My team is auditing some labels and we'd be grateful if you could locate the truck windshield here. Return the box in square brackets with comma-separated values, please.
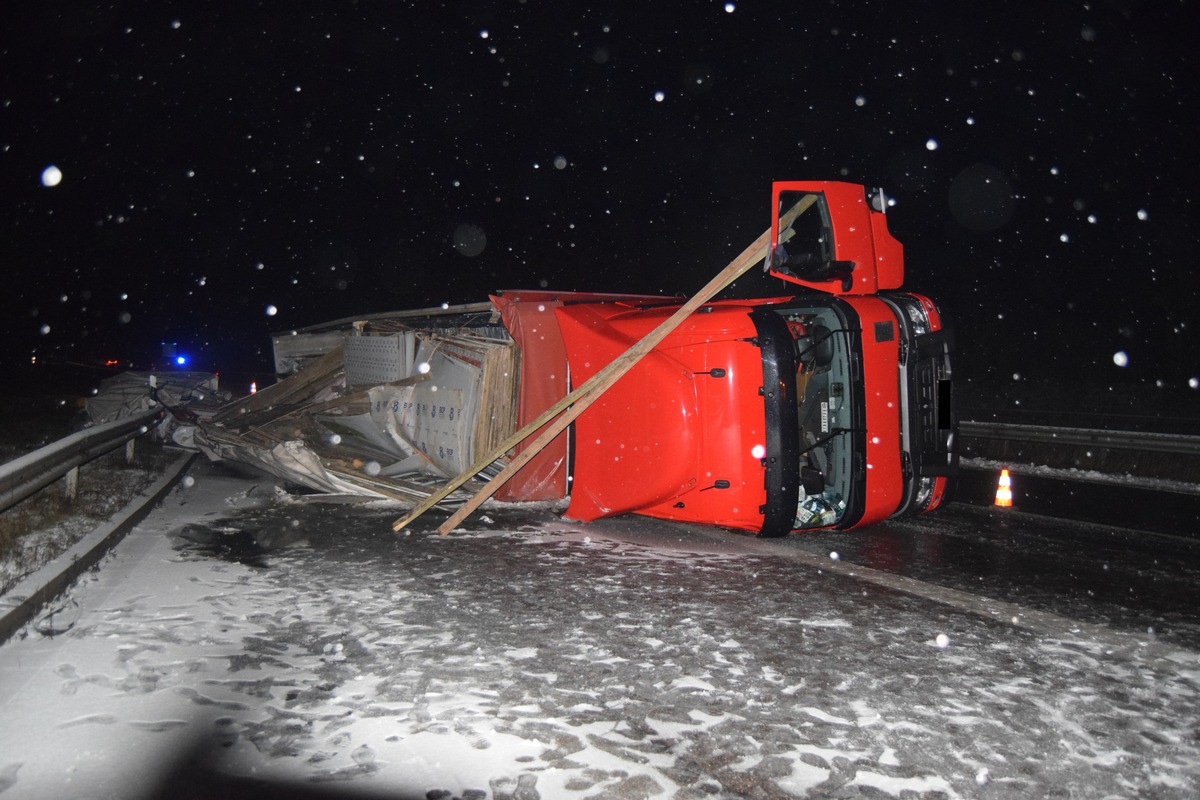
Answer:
[777, 304, 856, 528]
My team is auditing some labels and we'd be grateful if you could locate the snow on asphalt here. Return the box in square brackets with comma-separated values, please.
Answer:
[2, 460, 1200, 798]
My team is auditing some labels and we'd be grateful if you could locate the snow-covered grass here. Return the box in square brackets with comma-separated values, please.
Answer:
[0, 396, 181, 596]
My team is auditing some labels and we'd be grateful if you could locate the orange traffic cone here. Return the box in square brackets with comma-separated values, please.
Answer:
[994, 468, 1013, 507]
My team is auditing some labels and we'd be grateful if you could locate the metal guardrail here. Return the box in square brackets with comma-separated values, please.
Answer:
[959, 420, 1200, 456]
[3, 414, 1193, 513]
[0, 408, 163, 513]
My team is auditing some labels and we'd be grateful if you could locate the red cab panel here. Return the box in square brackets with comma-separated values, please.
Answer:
[557, 303, 776, 532]
[555, 303, 702, 521]
[768, 181, 904, 295]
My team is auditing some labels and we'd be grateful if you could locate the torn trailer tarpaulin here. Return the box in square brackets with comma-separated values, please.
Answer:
[86, 371, 225, 425]
[85, 371, 229, 450]
[191, 428, 392, 498]
[487, 293, 569, 502]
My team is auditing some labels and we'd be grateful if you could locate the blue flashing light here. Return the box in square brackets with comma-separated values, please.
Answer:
[175, 355, 188, 366]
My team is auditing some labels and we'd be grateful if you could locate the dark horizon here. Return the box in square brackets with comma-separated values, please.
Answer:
[3, 2, 1197, 394]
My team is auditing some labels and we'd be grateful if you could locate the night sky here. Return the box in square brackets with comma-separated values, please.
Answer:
[2, 1, 1196, 397]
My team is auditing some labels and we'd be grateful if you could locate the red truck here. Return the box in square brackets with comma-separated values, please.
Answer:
[490, 180, 956, 536]
[200, 180, 955, 537]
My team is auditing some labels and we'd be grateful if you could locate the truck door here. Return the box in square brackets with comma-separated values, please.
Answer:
[767, 181, 905, 295]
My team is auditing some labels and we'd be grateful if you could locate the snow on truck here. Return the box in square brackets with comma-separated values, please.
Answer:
[184, 180, 957, 535]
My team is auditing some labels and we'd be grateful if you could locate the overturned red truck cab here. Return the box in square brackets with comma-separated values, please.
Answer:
[493, 181, 956, 535]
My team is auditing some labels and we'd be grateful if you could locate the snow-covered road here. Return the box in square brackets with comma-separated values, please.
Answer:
[2, 460, 1199, 798]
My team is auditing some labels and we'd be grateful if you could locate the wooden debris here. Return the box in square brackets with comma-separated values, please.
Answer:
[212, 345, 346, 424]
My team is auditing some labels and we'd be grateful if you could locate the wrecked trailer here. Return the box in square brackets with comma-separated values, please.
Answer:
[193, 301, 520, 503]
[191, 294, 658, 506]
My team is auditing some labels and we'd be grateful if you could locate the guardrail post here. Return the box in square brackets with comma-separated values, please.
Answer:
[65, 466, 80, 501]
[125, 439, 136, 465]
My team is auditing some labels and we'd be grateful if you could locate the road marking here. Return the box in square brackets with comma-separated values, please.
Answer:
[675, 524, 1198, 663]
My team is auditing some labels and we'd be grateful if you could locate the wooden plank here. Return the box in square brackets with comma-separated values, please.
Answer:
[324, 469, 444, 503]
[221, 402, 308, 432]
[302, 373, 430, 417]
[212, 345, 346, 423]
[391, 195, 815, 534]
